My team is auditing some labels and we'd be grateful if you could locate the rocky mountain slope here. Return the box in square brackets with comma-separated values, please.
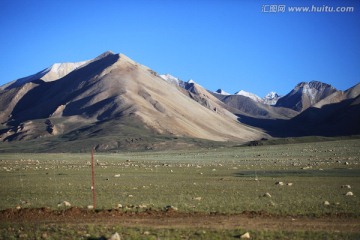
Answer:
[275, 81, 338, 112]
[0, 52, 266, 150]
[0, 52, 359, 152]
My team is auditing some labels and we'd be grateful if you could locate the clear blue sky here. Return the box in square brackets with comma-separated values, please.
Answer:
[0, 0, 359, 97]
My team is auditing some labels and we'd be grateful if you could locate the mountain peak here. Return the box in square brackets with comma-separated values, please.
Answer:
[159, 74, 179, 82]
[215, 89, 230, 95]
[295, 81, 335, 90]
[234, 90, 262, 102]
[276, 80, 338, 111]
[263, 92, 280, 105]
[93, 50, 116, 61]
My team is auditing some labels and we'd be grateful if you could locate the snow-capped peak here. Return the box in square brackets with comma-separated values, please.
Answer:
[215, 89, 230, 95]
[159, 73, 179, 82]
[188, 79, 195, 84]
[3, 59, 90, 89]
[263, 91, 280, 105]
[159, 73, 188, 89]
[40, 61, 89, 82]
[234, 90, 262, 102]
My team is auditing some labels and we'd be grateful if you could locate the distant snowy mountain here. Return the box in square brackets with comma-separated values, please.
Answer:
[159, 74, 181, 84]
[159, 74, 202, 90]
[275, 81, 338, 112]
[2, 60, 89, 90]
[234, 90, 263, 103]
[160, 74, 190, 89]
[263, 92, 280, 105]
[214, 89, 230, 95]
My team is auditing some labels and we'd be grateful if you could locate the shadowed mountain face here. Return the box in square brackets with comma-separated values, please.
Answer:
[0, 52, 359, 152]
[0, 52, 266, 147]
[212, 93, 298, 120]
[275, 81, 338, 112]
[290, 95, 360, 136]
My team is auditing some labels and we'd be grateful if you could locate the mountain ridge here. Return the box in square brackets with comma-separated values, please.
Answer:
[0, 51, 359, 152]
[0, 52, 267, 147]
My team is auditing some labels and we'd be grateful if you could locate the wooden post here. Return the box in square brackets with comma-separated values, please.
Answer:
[91, 147, 96, 209]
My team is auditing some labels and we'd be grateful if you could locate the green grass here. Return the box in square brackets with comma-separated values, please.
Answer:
[0, 138, 359, 239]
[1, 223, 359, 240]
[0, 139, 359, 216]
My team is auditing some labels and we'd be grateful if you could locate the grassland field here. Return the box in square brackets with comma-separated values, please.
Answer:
[0, 138, 359, 239]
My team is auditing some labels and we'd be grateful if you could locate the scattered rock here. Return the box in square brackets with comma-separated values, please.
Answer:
[57, 201, 71, 207]
[15, 205, 21, 210]
[323, 201, 330, 206]
[116, 203, 123, 209]
[41, 232, 48, 239]
[143, 231, 150, 235]
[344, 162, 349, 165]
[194, 197, 202, 201]
[114, 174, 121, 177]
[87, 205, 94, 210]
[108, 232, 121, 240]
[263, 192, 272, 198]
[164, 205, 178, 211]
[275, 181, 284, 186]
[138, 204, 148, 209]
[287, 183, 293, 186]
[240, 232, 251, 239]
[345, 192, 354, 196]
[341, 185, 351, 189]
[19, 233, 28, 238]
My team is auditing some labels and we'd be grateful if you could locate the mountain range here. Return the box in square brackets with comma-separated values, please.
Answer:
[0, 51, 359, 152]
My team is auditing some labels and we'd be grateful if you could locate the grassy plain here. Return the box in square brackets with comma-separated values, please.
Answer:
[0, 138, 359, 239]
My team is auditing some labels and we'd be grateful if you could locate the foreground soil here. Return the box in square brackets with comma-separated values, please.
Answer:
[1, 207, 359, 233]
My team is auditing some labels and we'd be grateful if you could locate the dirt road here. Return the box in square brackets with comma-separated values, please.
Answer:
[1, 208, 359, 233]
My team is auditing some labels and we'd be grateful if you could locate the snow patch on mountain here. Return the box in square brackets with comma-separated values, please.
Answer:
[234, 90, 263, 102]
[40, 61, 89, 82]
[214, 89, 230, 95]
[302, 84, 317, 102]
[159, 74, 201, 90]
[263, 92, 280, 105]
[159, 74, 180, 83]
[2, 60, 89, 90]
[159, 74, 187, 89]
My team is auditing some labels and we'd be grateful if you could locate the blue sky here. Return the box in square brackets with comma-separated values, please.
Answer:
[0, 0, 359, 97]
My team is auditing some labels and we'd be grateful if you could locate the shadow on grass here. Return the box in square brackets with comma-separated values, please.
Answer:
[234, 168, 360, 178]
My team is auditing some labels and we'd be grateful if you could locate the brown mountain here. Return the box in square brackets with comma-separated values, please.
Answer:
[289, 83, 360, 136]
[0, 52, 358, 152]
[275, 81, 338, 112]
[0, 52, 266, 151]
[212, 93, 298, 120]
